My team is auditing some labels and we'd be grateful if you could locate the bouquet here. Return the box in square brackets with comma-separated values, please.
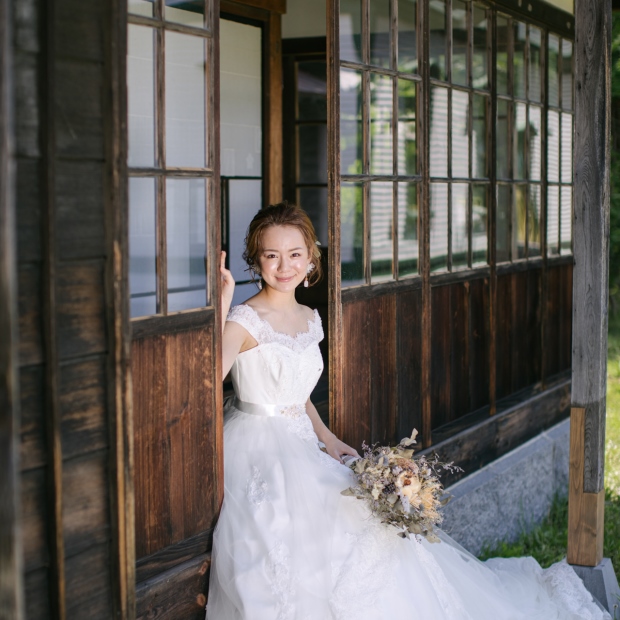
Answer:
[341, 429, 462, 543]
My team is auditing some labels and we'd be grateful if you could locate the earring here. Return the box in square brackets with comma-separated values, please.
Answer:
[304, 262, 315, 288]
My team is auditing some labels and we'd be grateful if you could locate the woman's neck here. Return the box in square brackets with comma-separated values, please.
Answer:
[255, 286, 298, 311]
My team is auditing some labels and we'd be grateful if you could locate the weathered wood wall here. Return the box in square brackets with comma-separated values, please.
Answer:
[13, 0, 132, 617]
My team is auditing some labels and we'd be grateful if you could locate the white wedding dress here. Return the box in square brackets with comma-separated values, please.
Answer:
[206, 304, 610, 620]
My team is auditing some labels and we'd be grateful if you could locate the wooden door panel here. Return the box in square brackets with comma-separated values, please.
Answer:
[133, 317, 218, 560]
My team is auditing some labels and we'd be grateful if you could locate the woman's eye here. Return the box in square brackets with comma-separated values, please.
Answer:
[291, 253, 301, 257]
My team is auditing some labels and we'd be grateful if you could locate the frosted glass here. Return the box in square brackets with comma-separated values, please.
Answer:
[129, 178, 157, 317]
[128, 0, 152, 16]
[430, 183, 448, 272]
[340, 0, 362, 64]
[166, 178, 207, 311]
[370, 0, 391, 68]
[528, 184, 541, 257]
[165, 32, 206, 167]
[547, 185, 559, 255]
[220, 20, 262, 177]
[472, 184, 488, 266]
[128, 25, 155, 168]
[341, 183, 364, 285]
[452, 0, 467, 86]
[529, 106, 541, 182]
[340, 69, 363, 175]
[430, 87, 448, 177]
[165, 1, 205, 28]
[398, 79, 417, 176]
[398, 0, 417, 73]
[560, 187, 572, 255]
[228, 180, 262, 282]
[496, 184, 511, 263]
[547, 111, 560, 182]
[370, 182, 394, 282]
[398, 182, 418, 276]
[452, 183, 468, 269]
[452, 90, 469, 178]
[370, 73, 393, 175]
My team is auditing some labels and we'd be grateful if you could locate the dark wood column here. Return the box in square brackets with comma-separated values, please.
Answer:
[0, 0, 23, 617]
[568, 0, 612, 567]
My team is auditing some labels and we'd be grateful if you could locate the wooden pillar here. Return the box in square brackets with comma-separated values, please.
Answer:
[0, 0, 23, 616]
[568, 0, 612, 568]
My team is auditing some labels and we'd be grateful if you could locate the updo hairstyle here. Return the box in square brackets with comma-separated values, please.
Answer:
[243, 202, 323, 287]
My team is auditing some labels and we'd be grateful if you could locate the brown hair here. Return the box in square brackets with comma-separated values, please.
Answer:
[243, 202, 323, 287]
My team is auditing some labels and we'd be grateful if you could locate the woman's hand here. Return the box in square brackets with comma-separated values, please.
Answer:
[322, 431, 359, 464]
[220, 251, 235, 329]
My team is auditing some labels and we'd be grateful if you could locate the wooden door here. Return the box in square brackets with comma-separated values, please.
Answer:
[126, 2, 222, 618]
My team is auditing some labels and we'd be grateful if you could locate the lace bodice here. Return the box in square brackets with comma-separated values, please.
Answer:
[226, 304, 324, 406]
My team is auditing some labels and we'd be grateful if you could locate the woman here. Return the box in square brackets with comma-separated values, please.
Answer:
[207, 202, 609, 619]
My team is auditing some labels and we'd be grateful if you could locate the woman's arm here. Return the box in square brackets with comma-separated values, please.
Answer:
[220, 251, 235, 332]
[305, 398, 359, 463]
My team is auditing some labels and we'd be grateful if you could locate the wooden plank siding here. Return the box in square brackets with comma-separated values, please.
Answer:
[12, 0, 132, 616]
[133, 324, 219, 560]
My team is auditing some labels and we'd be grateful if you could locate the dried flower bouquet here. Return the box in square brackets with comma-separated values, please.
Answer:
[341, 429, 462, 543]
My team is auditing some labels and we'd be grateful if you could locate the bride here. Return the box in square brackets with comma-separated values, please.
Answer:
[206, 202, 610, 619]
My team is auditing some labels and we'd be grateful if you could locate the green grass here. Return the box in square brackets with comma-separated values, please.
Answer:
[478, 316, 620, 573]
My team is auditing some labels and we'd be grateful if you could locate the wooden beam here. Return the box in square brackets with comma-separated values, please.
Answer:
[0, 0, 23, 616]
[568, 408, 605, 566]
[264, 12, 283, 205]
[569, 0, 611, 567]
[43, 0, 66, 615]
[103, 0, 135, 616]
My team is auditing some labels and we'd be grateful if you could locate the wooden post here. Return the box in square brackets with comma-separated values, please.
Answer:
[568, 0, 611, 568]
[0, 0, 23, 617]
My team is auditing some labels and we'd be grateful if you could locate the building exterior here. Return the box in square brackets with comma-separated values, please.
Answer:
[2, 0, 603, 619]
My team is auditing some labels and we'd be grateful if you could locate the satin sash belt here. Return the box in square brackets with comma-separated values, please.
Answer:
[233, 398, 305, 418]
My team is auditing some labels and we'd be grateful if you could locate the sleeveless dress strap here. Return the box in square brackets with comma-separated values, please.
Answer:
[226, 304, 264, 343]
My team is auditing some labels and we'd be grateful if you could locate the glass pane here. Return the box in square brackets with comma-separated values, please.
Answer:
[398, 182, 418, 276]
[452, 89, 469, 178]
[430, 86, 448, 177]
[299, 187, 329, 248]
[341, 182, 365, 285]
[129, 178, 157, 318]
[340, 0, 362, 64]
[165, 32, 206, 167]
[128, 0, 153, 17]
[165, 0, 205, 28]
[529, 106, 541, 182]
[430, 183, 449, 271]
[561, 113, 573, 183]
[548, 34, 560, 108]
[220, 20, 262, 177]
[472, 184, 488, 265]
[514, 184, 527, 259]
[297, 61, 327, 122]
[472, 94, 487, 178]
[429, 0, 447, 81]
[452, 183, 468, 269]
[298, 125, 328, 184]
[513, 21, 526, 99]
[560, 186, 572, 254]
[370, 73, 393, 175]
[398, 79, 417, 176]
[547, 185, 560, 255]
[398, 0, 417, 73]
[340, 69, 363, 175]
[472, 4, 488, 89]
[547, 110, 560, 182]
[496, 99, 510, 179]
[452, 0, 467, 86]
[514, 102, 526, 180]
[370, 182, 394, 282]
[562, 40, 573, 111]
[496, 15, 509, 95]
[496, 184, 511, 262]
[228, 179, 261, 282]
[167, 178, 207, 311]
[528, 184, 541, 257]
[128, 25, 155, 168]
[370, 0, 391, 68]
[528, 26, 542, 102]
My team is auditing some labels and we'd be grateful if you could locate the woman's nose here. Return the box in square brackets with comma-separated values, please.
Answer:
[278, 256, 290, 271]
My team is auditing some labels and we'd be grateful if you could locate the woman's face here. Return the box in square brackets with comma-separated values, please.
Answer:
[257, 225, 311, 293]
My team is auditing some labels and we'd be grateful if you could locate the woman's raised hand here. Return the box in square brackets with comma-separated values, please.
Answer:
[220, 251, 235, 327]
[322, 432, 359, 464]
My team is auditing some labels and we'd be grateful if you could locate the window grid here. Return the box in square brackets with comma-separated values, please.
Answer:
[128, 0, 214, 319]
[341, 1, 574, 288]
[340, 0, 422, 286]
